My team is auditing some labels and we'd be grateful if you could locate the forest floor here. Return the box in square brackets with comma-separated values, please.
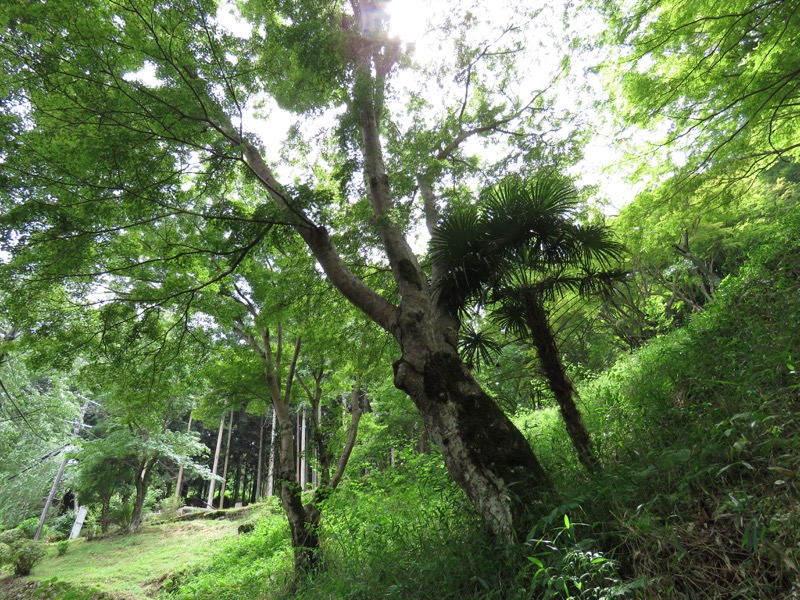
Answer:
[0, 508, 253, 599]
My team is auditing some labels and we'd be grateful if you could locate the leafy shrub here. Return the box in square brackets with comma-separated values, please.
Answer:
[0, 528, 24, 545]
[17, 517, 42, 539]
[57, 540, 70, 557]
[159, 495, 184, 521]
[526, 514, 620, 599]
[48, 510, 76, 541]
[13, 539, 46, 575]
[0, 541, 11, 565]
[108, 497, 133, 529]
[0, 536, 46, 576]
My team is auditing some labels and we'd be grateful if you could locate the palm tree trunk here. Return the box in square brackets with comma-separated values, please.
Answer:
[526, 299, 599, 472]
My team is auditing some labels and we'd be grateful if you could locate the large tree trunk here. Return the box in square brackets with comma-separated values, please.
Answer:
[225, 2, 552, 543]
[394, 345, 549, 541]
[525, 299, 599, 473]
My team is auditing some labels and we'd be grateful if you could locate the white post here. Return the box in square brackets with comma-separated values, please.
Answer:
[68, 506, 89, 539]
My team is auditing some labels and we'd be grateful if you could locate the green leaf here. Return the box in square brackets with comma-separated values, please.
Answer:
[527, 556, 544, 568]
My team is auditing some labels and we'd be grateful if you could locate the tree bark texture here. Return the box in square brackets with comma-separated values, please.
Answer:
[525, 299, 599, 472]
[394, 347, 549, 541]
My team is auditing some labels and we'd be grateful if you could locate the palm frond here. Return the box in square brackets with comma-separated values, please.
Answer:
[430, 173, 628, 317]
[458, 323, 505, 371]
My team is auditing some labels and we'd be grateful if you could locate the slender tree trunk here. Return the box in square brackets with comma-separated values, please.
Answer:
[175, 412, 193, 498]
[232, 454, 242, 505]
[100, 498, 111, 534]
[267, 409, 277, 497]
[239, 465, 250, 506]
[313, 401, 322, 487]
[207, 412, 226, 508]
[299, 369, 330, 486]
[525, 299, 599, 473]
[327, 380, 363, 489]
[219, 410, 235, 509]
[269, 334, 319, 573]
[256, 414, 265, 499]
[129, 459, 154, 533]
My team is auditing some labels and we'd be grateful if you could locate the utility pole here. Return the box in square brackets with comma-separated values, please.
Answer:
[34, 401, 90, 541]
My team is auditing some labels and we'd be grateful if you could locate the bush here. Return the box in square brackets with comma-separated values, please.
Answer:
[0, 534, 46, 576]
[57, 540, 70, 557]
[0, 541, 11, 565]
[0, 528, 25, 546]
[159, 495, 184, 521]
[17, 517, 42, 539]
[11, 539, 46, 575]
[48, 510, 76, 540]
[109, 498, 133, 529]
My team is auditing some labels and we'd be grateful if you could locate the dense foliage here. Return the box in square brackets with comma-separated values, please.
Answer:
[0, 0, 798, 597]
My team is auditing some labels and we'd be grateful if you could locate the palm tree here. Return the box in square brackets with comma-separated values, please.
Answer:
[431, 175, 627, 472]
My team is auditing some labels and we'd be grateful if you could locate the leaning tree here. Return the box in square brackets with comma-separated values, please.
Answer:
[432, 176, 627, 472]
[0, 0, 583, 540]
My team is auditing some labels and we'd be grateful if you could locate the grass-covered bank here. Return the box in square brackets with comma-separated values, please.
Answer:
[1, 515, 246, 599]
[516, 205, 800, 597]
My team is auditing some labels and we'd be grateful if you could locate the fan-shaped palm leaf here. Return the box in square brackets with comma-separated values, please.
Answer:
[458, 322, 505, 371]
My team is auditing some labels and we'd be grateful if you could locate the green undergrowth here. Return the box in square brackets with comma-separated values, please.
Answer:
[516, 205, 800, 598]
[161, 450, 628, 599]
[158, 499, 293, 600]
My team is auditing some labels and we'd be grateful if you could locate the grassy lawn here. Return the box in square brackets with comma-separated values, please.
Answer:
[27, 518, 242, 598]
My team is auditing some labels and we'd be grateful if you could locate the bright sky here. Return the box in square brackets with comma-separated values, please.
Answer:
[214, 0, 638, 214]
[384, 0, 637, 213]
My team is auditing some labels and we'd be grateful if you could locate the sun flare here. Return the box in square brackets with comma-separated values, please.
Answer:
[385, 0, 431, 45]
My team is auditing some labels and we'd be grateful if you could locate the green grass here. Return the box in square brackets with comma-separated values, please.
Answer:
[27, 518, 243, 598]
